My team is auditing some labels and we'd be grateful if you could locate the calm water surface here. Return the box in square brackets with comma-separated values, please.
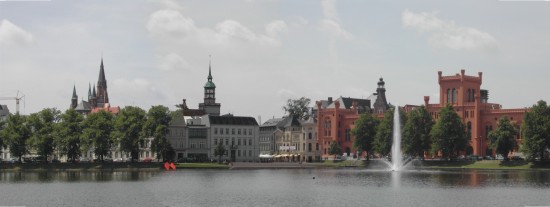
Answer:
[0, 169, 549, 207]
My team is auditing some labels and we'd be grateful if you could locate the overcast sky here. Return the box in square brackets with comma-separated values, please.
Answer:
[1, 0, 549, 121]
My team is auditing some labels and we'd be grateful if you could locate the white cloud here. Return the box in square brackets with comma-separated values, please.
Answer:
[157, 53, 189, 71]
[0, 19, 34, 46]
[146, 10, 196, 39]
[320, 19, 352, 40]
[402, 9, 497, 50]
[112, 78, 169, 106]
[265, 20, 288, 37]
[319, 0, 351, 40]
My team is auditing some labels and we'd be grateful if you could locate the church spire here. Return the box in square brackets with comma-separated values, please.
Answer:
[208, 55, 212, 81]
[98, 58, 106, 84]
[72, 85, 78, 99]
[88, 83, 92, 100]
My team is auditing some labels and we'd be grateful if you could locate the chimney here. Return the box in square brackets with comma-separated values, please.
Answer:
[328, 97, 333, 104]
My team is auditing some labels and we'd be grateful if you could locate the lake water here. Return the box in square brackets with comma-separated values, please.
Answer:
[0, 169, 549, 207]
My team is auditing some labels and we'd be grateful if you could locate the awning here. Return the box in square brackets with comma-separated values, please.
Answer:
[259, 154, 274, 158]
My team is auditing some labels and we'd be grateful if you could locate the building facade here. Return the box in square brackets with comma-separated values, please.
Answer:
[423, 70, 527, 157]
[205, 115, 259, 162]
[259, 117, 284, 156]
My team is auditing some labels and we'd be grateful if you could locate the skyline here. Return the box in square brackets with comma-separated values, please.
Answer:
[1, 0, 549, 120]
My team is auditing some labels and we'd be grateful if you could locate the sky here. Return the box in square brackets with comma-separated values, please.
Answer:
[1, 0, 549, 122]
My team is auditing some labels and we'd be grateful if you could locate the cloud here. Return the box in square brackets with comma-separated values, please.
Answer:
[402, 9, 497, 50]
[146, 9, 284, 47]
[265, 20, 288, 37]
[112, 78, 169, 106]
[0, 19, 34, 46]
[320, 19, 352, 40]
[319, 0, 352, 40]
[157, 53, 189, 71]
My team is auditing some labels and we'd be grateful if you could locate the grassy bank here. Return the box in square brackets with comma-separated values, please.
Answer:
[419, 160, 550, 170]
[318, 160, 366, 167]
[175, 163, 230, 169]
[0, 162, 162, 171]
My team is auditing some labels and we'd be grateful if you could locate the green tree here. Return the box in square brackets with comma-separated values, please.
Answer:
[82, 110, 114, 162]
[214, 141, 226, 163]
[351, 111, 378, 160]
[0, 120, 5, 149]
[56, 109, 84, 163]
[402, 106, 434, 159]
[28, 108, 61, 162]
[328, 141, 343, 160]
[282, 97, 311, 120]
[374, 109, 394, 156]
[1, 114, 31, 162]
[521, 100, 550, 160]
[430, 105, 468, 160]
[143, 105, 172, 161]
[113, 106, 146, 162]
[488, 117, 518, 160]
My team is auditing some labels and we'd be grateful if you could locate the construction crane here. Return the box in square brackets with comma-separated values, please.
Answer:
[0, 91, 25, 114]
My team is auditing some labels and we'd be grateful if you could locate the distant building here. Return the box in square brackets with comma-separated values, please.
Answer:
[316, 97, 371, 160]
[0, 104, 9, 122]
[274, 115, 303, 161]
[179, 61, 221, 116]
[259, 117, 285, 156]
[205, 114, 259, 162]
[422, 70, 527, 157]
[70, 58, 119, 115]
[301, 117, 320, 162]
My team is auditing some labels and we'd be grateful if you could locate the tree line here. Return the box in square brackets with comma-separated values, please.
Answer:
[347, 100, 550, 161]
[0, 105, 179, 163]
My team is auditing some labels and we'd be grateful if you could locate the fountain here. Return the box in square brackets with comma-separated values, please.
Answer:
[391, 107, 403, 171]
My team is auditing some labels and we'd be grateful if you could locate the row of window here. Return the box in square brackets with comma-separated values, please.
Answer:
[237, 150, 253, 157]
[214, 128, 253, 136]
[213, 138, 253, 146]
[189, 142, 207, 149]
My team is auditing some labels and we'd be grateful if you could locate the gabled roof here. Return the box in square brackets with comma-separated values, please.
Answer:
[276, 115, 301, 129]
[261, 117, 285, 127]
[75, 100, 91, 112]
[208, 115, 258, 126]
[325, 97, 371, 113]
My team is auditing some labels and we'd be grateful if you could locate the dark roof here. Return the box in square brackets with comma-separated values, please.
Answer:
[209, 115, 258, 126]
[276, 115, 301, 128]
[261, 117, 285, 127]
[98, 58, 106, 85]
[340, 97, 370, 109]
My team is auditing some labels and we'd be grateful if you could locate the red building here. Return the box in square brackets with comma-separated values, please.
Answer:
[423, 70, 527, 157]
[315, 78, 390, 159]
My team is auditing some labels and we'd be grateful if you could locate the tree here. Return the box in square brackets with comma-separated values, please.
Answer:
[28, 108, 61, 162]
[402, 106, 434, 159]
[351, 111, 378, 160]
[488, 117, 517, 160]
[521, 100, 550, 160]
[143, 105, 172, 161]
[0, 120, 5, 149]
[282, 97, 311, 120]
[1, 114, 31, 162]
[328, 141, 343, 160]
[82, 110, 114, 162]
[374, 109, 394, 156]
[56, 109, 84, 163]
[113, 106, 147, 162]
[430, 105, 468, 160]
[214, 141, 226, 163]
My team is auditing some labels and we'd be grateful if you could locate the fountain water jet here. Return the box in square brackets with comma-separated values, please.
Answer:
[391, 107, 403, 171]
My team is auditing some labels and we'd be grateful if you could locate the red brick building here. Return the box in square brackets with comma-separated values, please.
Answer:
[423, 70, 527, 157]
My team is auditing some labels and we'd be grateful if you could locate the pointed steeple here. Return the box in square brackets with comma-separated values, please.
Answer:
[207, 56, 213, 81]
[72, 85, 78, 99]
[88, 83, 92, 100]
[92, 84, 97, 98]
[98, 58, 106, 84]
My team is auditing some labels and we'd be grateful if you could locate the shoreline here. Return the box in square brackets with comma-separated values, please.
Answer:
[2, 160, 549, 171]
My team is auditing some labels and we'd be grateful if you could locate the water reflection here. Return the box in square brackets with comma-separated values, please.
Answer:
[0, 171, 158, 183]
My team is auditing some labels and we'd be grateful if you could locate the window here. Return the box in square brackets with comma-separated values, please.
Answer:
[220, 128, 224, 135]
[225, 128, 229, 134]
[248, 129, 252, 135]
[249, 139, 252, 146]
[316, 143, 319, 151]
[447, 89, 451, 103]
[308, 143, 312, 152]
[238, 129, 241, 135]
[214, 139, 217, 145]
[249, 150, 252, 157]
[467, 122, 472, 138]
[238, 150, 241, 157]
[345, 129, 351, 142]
[308, 133, 312, 139]
[238, 139, 241, 145]
[214, 128, 218, 135]
[452, 88, 457, 103]
[225, 139, 229, 145]
[243, 139, 247, 146]
[232, 138, 235, 146]
[199, 142, 205, 149]
[232, 129, 235, 135]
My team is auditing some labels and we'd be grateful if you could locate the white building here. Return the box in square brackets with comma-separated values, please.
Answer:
[203, 114, 259, 162]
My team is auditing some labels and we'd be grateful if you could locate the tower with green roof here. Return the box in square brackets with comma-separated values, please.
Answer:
[199, 59, 221, 116]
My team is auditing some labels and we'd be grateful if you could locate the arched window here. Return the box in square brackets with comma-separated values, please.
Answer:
[467, 89, 471, 102]
[447, 89, 451, 103]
